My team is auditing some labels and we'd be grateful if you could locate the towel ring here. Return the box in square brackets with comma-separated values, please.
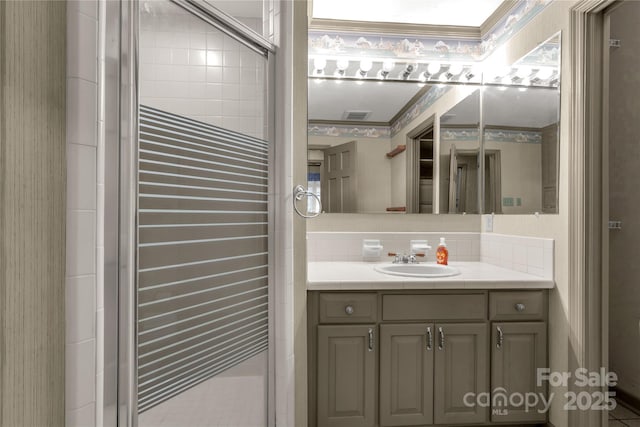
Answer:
[293, 185, 322, 218]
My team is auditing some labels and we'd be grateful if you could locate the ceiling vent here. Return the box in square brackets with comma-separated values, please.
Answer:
[342, 110, 371, 121]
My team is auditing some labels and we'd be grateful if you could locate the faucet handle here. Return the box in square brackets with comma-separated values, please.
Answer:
[410, 240, 431, 258]
[387, 252, 403, 264]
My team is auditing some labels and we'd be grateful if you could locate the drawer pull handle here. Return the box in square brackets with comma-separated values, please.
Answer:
[515, 303, 526, 312]
[438, 327, 445, 350]
[497, 326, 504, 349]
[368, 328, 374, 352]
[345, 305, 354, 315]
[426, 327, 433, 351]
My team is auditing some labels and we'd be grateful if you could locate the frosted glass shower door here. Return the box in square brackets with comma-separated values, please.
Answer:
[136, 1, 272, 426]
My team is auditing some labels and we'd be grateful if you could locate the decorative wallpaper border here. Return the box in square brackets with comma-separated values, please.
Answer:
[308, 124, 391, 139]
[439, 127, 542, 144]
[485, 129, 542, 144]
[440, 127, 480, 142]
[481, 0, 554, 56]
[308, 31, 482, 62]
[308, 0, 554, 63]
[309, 0, 555, 140]
[390, 85, 452, 136]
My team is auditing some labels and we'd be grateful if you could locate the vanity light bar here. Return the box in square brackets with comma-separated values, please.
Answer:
[309, 57, 559, 88]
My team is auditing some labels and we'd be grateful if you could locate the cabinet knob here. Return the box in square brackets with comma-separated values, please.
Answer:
[515, 303, 526, 312]
[345, 305, 354, 315]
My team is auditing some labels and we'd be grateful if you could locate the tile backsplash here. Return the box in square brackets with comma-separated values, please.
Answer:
[307, 232, 554, 280]
[307, 232, 481, 263]
[481, 233, 554, 280]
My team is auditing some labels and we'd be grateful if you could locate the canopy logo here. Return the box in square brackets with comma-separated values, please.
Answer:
[463, 368, 619, 415]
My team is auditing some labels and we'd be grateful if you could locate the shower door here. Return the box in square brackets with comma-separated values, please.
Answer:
[112, 1, 275, 426]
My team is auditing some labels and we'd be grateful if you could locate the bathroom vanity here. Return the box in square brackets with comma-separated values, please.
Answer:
[307, 262, 552, 427]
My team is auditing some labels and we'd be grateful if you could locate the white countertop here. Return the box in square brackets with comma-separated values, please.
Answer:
[307, 261, 554, 290]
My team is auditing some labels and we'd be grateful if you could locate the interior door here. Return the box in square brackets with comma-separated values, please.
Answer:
[323, 141, 357, 213]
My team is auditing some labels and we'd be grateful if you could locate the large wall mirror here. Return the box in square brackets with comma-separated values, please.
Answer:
[307, 26, 561, 215]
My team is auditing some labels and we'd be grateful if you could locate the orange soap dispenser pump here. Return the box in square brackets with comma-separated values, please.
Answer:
[436, 237, 449, 265]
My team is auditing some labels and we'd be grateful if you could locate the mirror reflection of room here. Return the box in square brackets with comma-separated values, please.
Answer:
[307, 24, 560, 215]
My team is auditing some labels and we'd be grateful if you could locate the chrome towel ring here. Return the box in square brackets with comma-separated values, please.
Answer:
[293, 185, 322, 218]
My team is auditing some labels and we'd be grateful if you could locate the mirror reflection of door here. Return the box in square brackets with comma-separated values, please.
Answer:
[452, 150, 479, 214]
[447, 148, 501, 214]
[323, 141, 356, 213]
[308, 161, 323, 215]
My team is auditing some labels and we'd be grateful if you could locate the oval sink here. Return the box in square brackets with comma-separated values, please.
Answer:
[375, 263, 461, 278]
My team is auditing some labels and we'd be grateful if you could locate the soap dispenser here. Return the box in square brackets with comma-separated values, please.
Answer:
[436, 237, 449, 265]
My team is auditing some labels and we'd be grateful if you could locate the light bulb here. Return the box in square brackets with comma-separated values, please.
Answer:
[439, 73, 449, 82]
[401, 63, 415, 80]
[336, 58, 349, 71]
[448, 63, 464, 76]
[515, 66, 531, 79]
[359, 59, 373, 72]
[497, 66, 512, 78]
[521, 77, 531, 86]
[501, 76, 511, 85]
[535, 67, 554, 80]
[427, 62, 441, 75]
[313, 57, 327, 71]
[382, 59, 395, 73]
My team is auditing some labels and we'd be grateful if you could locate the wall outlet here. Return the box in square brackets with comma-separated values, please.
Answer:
[503, 197, 514, 207]
[516, 197, 522, 206]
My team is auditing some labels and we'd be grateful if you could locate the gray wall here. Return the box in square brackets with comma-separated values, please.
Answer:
[0, 1, 66, 425]
[609, 0, 640, 403]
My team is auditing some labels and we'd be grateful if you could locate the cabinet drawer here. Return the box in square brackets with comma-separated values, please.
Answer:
[319, 293, 378, 324]
[382, 294, 486, 321]
[489, 291, 545, 321]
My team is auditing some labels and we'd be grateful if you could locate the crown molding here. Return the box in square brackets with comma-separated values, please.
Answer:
[308, 119, 391, 127]
[389, 85, 432, 125]
[479, 0, 520, 37]
[309, 18, 481, 39]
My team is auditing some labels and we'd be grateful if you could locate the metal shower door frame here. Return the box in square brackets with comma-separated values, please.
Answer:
[103, 1, 277, 425]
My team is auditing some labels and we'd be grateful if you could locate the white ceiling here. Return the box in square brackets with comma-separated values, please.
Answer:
[483, 87, 559, 128]
[441, 88, 559, 128]
[311, 0, 505, 27]
[308, 80, 425, 122]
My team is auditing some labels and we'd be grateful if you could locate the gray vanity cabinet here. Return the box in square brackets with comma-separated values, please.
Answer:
[490, 322, 547, 423]
[379, 324, 434, 426]
[434, 323, 488, 425]
[309, 290, 548, 427]
[317, 324, 377, 427]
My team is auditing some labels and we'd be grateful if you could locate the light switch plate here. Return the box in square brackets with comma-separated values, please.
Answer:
[484, 214, 493, 232]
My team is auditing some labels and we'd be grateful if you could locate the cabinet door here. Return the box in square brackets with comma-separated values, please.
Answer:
[434, 323, 488, 425]
[379, 324, 434, 426]
[491, 322, 547, 423]
[317, 325, 376, 427]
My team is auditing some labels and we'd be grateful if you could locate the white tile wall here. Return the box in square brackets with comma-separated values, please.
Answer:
[139, 5, 266, 139]
[307, 231, 554, 280]
[481, 233, 554, 279]
[307, 232, 481, 263]
[66, 1, 102, 426]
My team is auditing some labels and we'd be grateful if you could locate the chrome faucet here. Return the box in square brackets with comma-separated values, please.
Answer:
[388, 252, 419, 264]
[388, 240, 432, 264]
